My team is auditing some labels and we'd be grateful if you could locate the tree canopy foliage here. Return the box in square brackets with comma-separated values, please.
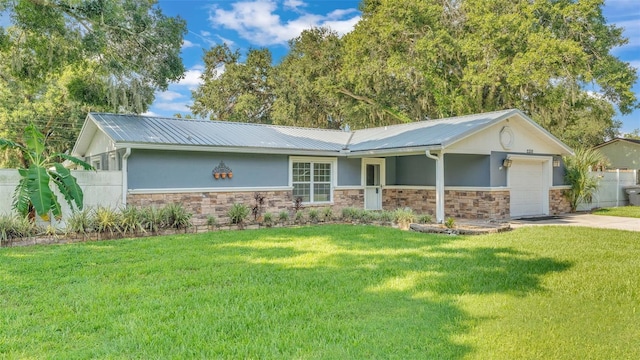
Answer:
[0, 0, 186, 167]
[191, 0, 637, 148]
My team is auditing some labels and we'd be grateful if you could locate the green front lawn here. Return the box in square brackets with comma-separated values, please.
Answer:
[593, 205, 640, 218]
[1, 225, 639, 359]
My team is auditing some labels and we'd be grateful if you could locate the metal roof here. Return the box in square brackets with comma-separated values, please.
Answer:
[348, 109, 514, 151]
[75, 109, 571, 156]
[87, 113, 351, 152]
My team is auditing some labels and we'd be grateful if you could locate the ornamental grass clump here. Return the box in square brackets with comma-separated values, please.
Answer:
[94, 206, 121, 235]
[322, 207, 333, 222]
[140, 206, 164, 233]
[228, 203, 250, 229]
[120, 206, 145, 235]
[162, 203, 192, 230]
[308, 209, 320, 223]
[278, 210, 290, 225]
[66, 209, 95, 235]
[0, 214, 38, 244]
[262, 212, 274, 227]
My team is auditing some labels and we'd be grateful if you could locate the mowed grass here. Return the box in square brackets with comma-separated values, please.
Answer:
[593, 205, 640, 218]
[1, 225, 639, 359]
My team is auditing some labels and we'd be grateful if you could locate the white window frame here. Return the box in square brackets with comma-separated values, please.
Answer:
[289, 156, 338, 204]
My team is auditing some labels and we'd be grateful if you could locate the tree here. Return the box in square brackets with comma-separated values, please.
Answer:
[0, 124, 93, 221]
[191, 0, 637, 145]
[338, 0, 637, 143]
[564, 148, 610, 212]
[0, 0, 186, 166]
[191, 45, 274, 123]
[271, 27, 346, 129]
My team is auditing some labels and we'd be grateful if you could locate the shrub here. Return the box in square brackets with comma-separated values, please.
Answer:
[322, 207, 333, 222]
[418, 214, 432, 224]
[66, 209, 95, 235]
[120, 206, 144, 235]
[445, 217, 456, 229]
[308, 209, 320, 223]
[94, 206, 121, 235]
[0, 214, 37, 243]
[358, 209, 375, 224]
[262, 212, 274, 227]
[394, 208, 415, 223]
[140, 206, 163, 233]
[278, 210, 289, 224]
[228, 203, 250, 228]
[295, 210, 305, 224]
[341, 207, 359, 222]
[379, 210, 395, 223]
[206, 215, 219, 228]
[252, 193, 265, 220]
[162, 203, 192, 230]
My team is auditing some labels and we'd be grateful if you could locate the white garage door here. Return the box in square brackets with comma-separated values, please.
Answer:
[509, 160, 547, 218]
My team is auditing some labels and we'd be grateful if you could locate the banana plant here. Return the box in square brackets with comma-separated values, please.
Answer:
[0, 124, 94, 221]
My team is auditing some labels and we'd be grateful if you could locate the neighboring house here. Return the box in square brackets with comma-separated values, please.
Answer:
[593, 138, 640, 171]
[71, 109, 573, 224]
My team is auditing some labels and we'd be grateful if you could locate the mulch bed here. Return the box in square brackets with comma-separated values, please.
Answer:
[410, 221, 512, 235]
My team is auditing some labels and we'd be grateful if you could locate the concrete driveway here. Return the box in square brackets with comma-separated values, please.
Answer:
[511, 213, 640, 232]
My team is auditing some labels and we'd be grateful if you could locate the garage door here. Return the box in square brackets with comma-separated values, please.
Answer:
[509, 160, 547, 218]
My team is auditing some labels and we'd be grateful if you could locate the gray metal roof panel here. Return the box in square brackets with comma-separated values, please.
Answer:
[348, 109, 515, 151]
[89, 113, 351, 151]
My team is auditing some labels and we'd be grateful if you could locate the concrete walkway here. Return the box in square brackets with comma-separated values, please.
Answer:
[510, 213, 640, 232]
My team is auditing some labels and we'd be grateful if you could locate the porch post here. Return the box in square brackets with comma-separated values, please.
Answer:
[426, 150, 445, 223]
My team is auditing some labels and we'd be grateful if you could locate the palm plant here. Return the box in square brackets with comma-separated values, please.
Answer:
[564, 148, 610, 212]
[0, 124, 93, 221]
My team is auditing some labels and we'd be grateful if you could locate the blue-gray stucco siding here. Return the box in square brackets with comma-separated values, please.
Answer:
[386, 154, 491, 187]
[337, 158, 361, 186]
[127, 150, 289, 189]
[126, 149, 566, 190]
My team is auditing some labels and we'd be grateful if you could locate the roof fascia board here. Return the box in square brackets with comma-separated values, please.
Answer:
[593, 138, 640, 150]
[115, 142, 341, 157]
[441, 109, 573, 155]
[346, 146, 431, 157]
[71, 113, 100, 156]
[438, 110, 515, 149]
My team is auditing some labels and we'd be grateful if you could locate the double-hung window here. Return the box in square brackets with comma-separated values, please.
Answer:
[290, 157, 336, 203]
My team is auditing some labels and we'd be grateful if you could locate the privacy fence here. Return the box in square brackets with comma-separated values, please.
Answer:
[0, 170, 122, 227]
[577, 169, 638, 211]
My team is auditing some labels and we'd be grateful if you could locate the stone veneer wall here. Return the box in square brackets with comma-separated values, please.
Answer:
[128, 188, 365, 226]
[383, 188, 511, 220]
[382, 188, 436, 214]
[549, 188, 571, 215]
[445, 190, 510, 220]
[332, 189, 364, 212]
[128, 190, 293, 226]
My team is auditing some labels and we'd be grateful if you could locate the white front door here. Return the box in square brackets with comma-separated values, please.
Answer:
[363, 158, 385, 210]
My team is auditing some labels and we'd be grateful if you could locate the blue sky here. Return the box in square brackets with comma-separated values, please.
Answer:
[150, 0, 640, 134]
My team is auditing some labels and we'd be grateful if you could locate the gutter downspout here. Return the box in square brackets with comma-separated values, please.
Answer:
[122, 148, 131, 206]
[426, 150, 445, 223]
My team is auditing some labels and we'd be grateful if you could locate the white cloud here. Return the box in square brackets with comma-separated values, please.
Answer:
[284, 0, 305, 10]
[216, 35, 236, 47]
[178, 66, 204, 88]
[154, 101, 193, 113]
[157, 90, 184, 101]
[142, 111, 161, 117]
[181, 39, 198, 49]
[201, 30, 211, 37]
[207, 0, 360, 46]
